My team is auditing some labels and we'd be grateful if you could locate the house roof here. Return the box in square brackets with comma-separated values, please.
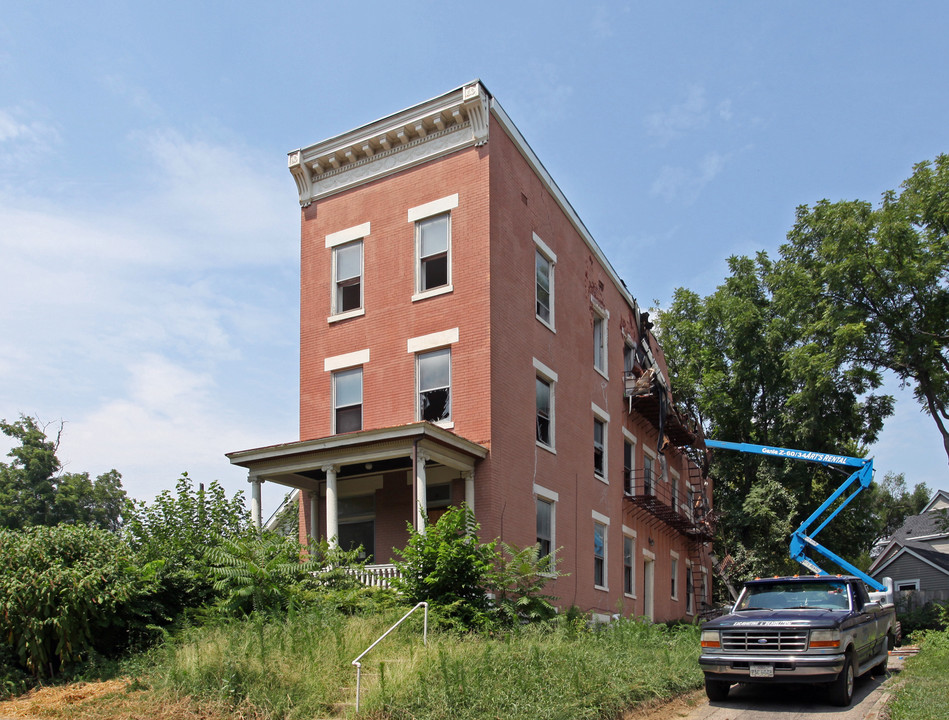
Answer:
[870, 540, 949, 580]
[923, 488, 949, 513]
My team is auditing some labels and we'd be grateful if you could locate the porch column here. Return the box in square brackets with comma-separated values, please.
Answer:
[249, 474, 261, 529]
[415, 450, 429, 535]
[463, 469, 475, 515]
[309, 491, 318, 543]
[323, 464, 339, 548]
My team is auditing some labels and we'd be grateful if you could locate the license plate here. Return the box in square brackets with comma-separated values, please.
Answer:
[750, 664, 774, 678]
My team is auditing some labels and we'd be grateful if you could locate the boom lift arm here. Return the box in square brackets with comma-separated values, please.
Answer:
[704, 439, 885, 592]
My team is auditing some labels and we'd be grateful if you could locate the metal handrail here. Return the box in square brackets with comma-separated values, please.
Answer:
[351, 601, 428, 713]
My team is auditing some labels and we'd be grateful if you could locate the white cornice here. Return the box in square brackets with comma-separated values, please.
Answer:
[288, 82, 489, 206]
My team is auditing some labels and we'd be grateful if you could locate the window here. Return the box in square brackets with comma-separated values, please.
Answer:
[671, 553, 679, 600]
[594, 522, 607, 588]
[537, 497, 553, 569]
[418, 348, 451, 422]
[333, 367, 362, 433]
[409, 194, 458, 300]
[426, 484, 451, 508]
[326, 222, 369, 320]
[624, 439, 634, 495]
[535, 484, 558, 573]
[333, 240, 362, 314]
[417, 213, 449, 292]
[686, 564, 694, 614]
[896, 579, 920, 592]
[624, 534, 635, 596]
[643, 452, 655, 496]
[592, 301, 609, 376]
[623, 340, 634, 376]
[534, 233, 556, 328]
[593, 419, 605, 480]
[670, 470, 679, 511]
[536, 376, 552, 446]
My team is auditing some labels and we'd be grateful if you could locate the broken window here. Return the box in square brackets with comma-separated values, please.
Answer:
[536, 376, 552, 446]
[417, 213, 449, 292]
[333, 240, 362, 314]
[333, 367, 362, 433]
[418, 348, 451, 422]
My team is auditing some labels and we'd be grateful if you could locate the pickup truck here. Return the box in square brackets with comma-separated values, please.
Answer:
[699, 575, 898, 706]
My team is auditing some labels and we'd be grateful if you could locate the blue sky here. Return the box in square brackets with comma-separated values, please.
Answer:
[1, 1, 947, 516]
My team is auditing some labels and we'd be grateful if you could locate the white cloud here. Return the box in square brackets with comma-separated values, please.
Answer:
[0, 107, 60, 173]
[650, 151, 727, 204]
[644, 86, 710, 145]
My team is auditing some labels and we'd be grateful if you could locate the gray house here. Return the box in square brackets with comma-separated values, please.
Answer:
[869, 489, 949, 595]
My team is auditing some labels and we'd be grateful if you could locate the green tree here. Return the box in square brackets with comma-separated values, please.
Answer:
[0, 415, 127, 531]
[122, 473, 250, 617]
[658, 255, 892, 580]
[871, 472, 931, 541]
[777, 154, 949, 465]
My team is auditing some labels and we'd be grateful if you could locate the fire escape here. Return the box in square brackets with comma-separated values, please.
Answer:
[622, 312, 716, 615]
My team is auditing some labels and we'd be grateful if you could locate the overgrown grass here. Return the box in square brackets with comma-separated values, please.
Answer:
[888, 629, 949, 720]
[143, 610, 701, 720]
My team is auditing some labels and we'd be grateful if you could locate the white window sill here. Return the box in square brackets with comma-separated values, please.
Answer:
[328, 308, 365, 323]
[412, 285, 453, 302]
[595, 474, 608, 485]
[594, 366, 609, 381]
[432, 420, 454, 430]
[594, 584, 609, 592]
[536, 441, 556, 455]
[624, 592, 637, 600]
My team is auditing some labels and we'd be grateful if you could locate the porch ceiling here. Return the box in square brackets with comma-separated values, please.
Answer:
[226, 422, 488, 490]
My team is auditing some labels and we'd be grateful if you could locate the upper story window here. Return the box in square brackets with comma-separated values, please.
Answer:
[534, 233, 556, 330]
[643, 451, 655, 496]
[409, 194, 458, 301]
[333, 367, 363, 433]
[593, 403, 609, 483]
[592, 300, 609, 377]
[623, 438, 634, 495]
[326, 222, 369, 322]
[534, 358, 557, 451]
[418, 348, 451, 423]
[418, 213, 449, 292]
[325, 348, 369, 433]
[535, 484, 559, 575]
[334, 241, 362, 314]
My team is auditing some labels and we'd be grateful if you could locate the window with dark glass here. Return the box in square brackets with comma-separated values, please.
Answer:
[536, 376, 552, 446]
[643, 454, 654, 495]
[418, 348, 450, 422]
[593, 314, 606, 373]
[536, 497, 553, 567]
[417, 213, 449, 292]
[624, 440, 633, 494]
[334, 240, 362, 313]
[333, 367, 362, 433]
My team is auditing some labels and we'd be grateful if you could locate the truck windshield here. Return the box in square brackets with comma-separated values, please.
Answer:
[735, 581, 850, 611]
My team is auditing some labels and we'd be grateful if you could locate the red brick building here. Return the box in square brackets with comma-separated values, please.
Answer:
[227, 81, 713, 622]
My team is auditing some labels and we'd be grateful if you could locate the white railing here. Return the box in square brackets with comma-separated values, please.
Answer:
[348, 563, 402, 588]
[351, 601, 427, 713]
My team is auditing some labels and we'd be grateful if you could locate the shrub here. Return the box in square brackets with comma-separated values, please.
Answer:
[0, 524, 152, 678]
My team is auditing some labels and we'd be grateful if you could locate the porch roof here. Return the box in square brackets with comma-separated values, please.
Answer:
[226, 422, 488, 491]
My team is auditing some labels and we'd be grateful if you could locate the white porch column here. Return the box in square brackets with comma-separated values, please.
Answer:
[309, 491, 318, 543]
[323, 464, 339, 548]
[415, 450, 429, 535]
[249, 474, 261, 529]
[464, 469, 475, 515]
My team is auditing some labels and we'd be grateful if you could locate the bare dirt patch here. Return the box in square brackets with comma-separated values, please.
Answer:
[620, 689, 706, 720]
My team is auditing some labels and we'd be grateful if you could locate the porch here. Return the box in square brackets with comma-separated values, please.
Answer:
[226, 422, 488, 562]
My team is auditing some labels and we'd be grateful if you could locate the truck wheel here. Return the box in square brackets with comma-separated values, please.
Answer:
[704, 677, 731, 702]
[829, 653, 854, 707]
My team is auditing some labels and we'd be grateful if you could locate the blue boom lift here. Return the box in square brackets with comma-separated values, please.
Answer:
[704, 439, 885, 592]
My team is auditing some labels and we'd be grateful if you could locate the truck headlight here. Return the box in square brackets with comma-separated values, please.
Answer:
[809, 629, 841, 649]
[701, 629, 721, 649]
